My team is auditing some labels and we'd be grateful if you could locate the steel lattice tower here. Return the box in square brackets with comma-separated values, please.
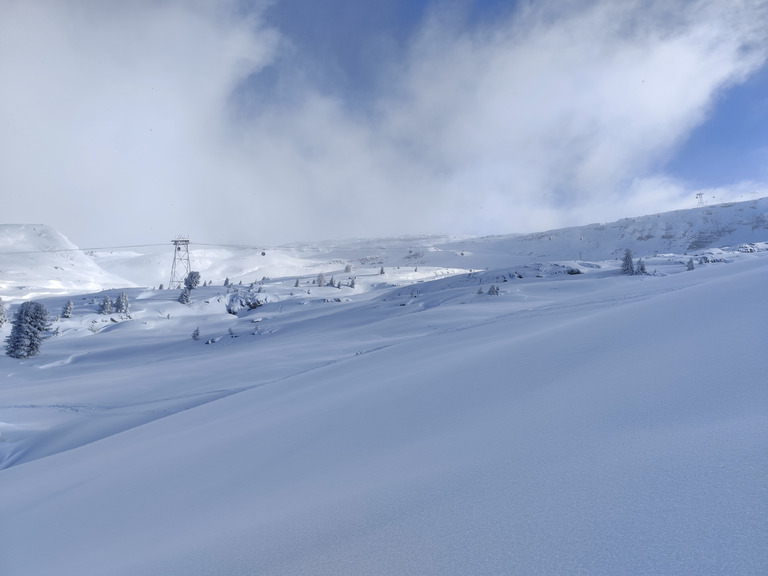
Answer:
[169, 237, 191, 289]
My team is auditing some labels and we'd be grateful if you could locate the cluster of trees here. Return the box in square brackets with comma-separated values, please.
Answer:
[99, 291, 130, 315]
[179, 271, 201, 304]
[3, 290, 135, 358]
[620, 249, 647, 275]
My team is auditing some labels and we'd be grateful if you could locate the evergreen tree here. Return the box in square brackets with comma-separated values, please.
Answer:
[192, 327, 200, 340]
[5, 301, 51, 358]
[61, 299, 74, 319]
[687, 258, 695, 271]
[115, 291, 130, 314]
[178, 287, 191, 304]
[0, 297, 7, 327]
[99, 295, 113, 315]
[317, 273, 326, 287]
[380, 266, 385, 275]
[184, 271, 201, 290]
[350, 278, 356, 289]
[635, 258, 647, 275]
[620, 249, 635, 275]
[224, 277, 230, 287]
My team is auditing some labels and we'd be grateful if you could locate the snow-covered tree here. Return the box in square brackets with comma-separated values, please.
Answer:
[0, 297, 7, 327]
[687, 258, 695, 271]
[184, 271, 201, 291]
[61, 299, 73, 319]
[317, 273, 326, 287]
[99, 295, 113, 315]
[192, 327, 200, 341]
[294, 278, 300, 288]
[620, 249, 635, 275]
[5, 301, 51, 358]
[224, 277, 230, 287]
[350, 278, 356, 289]
[115, 291, 130, 314]
[635, 258, 647, 275]
[178, 287, 191, 304]
[379, 266, 385, 275]
[344, 263, 353, 273]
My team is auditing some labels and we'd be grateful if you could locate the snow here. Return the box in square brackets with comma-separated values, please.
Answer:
[1, 199, 767, 575]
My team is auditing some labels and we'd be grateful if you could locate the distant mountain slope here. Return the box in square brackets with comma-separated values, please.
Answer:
[3, 198, 767, 294]
[0, 224, 133, 300]
[442, 197, 768, 267]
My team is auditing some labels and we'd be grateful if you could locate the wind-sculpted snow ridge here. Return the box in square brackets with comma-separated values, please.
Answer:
[0, 224, 134, 299]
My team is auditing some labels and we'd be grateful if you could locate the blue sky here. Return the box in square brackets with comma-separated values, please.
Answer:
[1, 0, 767, 247]
[666, 62, 768, 187]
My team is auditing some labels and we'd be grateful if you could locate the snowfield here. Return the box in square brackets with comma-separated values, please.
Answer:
[1, 200, 767, 575]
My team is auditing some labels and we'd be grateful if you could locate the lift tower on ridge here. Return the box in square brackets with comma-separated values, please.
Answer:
[169, 236, 191, 289]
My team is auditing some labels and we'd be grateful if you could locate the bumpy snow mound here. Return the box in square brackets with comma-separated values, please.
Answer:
[0, 224, 134, 300]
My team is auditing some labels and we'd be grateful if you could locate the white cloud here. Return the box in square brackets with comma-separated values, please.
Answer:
[1, 0, 766, 247]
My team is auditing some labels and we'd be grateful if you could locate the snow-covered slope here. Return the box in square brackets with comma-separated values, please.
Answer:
[0, 224, 134, 300]
[0, 201, 766, 575]
[85, 197, 768, 288]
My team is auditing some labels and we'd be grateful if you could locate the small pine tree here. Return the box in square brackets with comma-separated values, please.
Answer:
[350, 278, 356, 289]
[115, 291, 130, 314]
[99, 295, 113, 315]
[635, 258, 647, 275]
[294, 278, 300, 288]
[224, 277, 230, 287]
[184, 271, 201, 290]
[687, 258, 695, 271]
[192, 327, 200, 340]
[344, 263, 353, 273]
[620, 249, 635, 275]
[317, 273, 326, 287]
[0, 297, 7, 327]
[178, 287, 191, 304]
[5, 301, 51, 358]
[61, 299, 74, 319]
[380, 266, 385, 275]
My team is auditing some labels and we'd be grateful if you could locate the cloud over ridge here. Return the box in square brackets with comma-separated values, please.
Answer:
[1, 0, 766, 246]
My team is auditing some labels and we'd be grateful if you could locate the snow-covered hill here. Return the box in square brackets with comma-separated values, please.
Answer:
[0, 200, 766, 575]
[0, 224, 134, 300]
[81, 197, 768, 288]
